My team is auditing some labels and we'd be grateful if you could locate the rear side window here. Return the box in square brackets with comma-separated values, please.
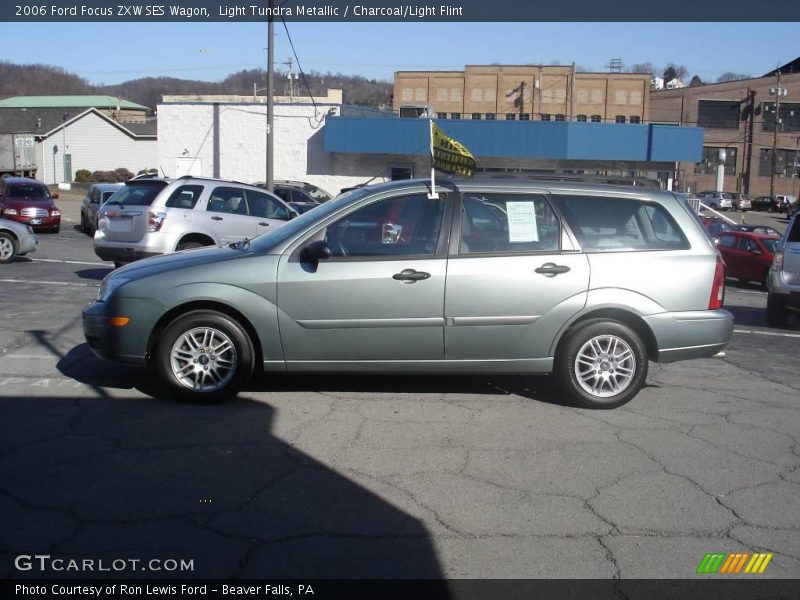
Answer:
[108, 183, 166, 207]
[165, 185, 204, 209]
[553, 195, 690, 252]
[459, 193, 560, 254]
[787, 218, 800, 243]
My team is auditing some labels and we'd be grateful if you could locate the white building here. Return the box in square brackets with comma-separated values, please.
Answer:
[0, 105, 157, 184]
[157, 90, 404, 195]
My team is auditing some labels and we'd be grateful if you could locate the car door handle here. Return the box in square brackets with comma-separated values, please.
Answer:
[392, 269, 431, 283]
[535, 263, 571, 277]
[211, 216, 223, 221]
[258, 222, 270, 226]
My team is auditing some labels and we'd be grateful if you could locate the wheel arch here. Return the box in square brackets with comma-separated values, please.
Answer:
[552, 307, 659, 362]
[175, 232, 216, 250]
[146, 300, 263, 368]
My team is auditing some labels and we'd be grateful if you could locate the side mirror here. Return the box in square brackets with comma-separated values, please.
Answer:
[302, 240, 331, 262]
[289, 210, 299, 220]
[52, 193, 59, 199]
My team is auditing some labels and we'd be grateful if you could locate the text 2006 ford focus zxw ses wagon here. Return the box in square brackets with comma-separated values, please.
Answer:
[83, 179, 733, 409]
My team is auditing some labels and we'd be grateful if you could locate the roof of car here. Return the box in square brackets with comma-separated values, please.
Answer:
[1, 177, 47, 186]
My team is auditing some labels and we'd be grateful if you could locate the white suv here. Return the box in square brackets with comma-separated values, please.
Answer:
[767, 212, 800, 326]
[94, 177, 297, 266]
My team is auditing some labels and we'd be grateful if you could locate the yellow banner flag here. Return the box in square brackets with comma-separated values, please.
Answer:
[431, 122, 476, 177]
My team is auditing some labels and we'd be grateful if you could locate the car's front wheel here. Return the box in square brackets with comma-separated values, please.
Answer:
[153, 310, 254, 401]
[555, 319, 648, 409]
[0, 232, 18, 264]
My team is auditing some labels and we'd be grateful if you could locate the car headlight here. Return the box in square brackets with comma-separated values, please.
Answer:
[3, 208, 18, 216]
[96, 277, 130, 302]
[51, 209, 61, 217]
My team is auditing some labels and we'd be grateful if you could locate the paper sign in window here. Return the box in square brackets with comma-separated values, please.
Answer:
[507, 202, 539, 242]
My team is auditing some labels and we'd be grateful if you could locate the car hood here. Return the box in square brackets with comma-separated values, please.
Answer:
[0, 217, 33, 235]
[111, 245, 248, 280]
[2, 197, 57, 209]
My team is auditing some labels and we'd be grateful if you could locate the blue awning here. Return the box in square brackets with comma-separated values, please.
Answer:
[324, 117, 703, 163]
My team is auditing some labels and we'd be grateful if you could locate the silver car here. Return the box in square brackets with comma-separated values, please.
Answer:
[93, 176, 297, 267]
[83, 179, 733, 409]
[766, 211, 800, 327]
[0, 217, 37, 263]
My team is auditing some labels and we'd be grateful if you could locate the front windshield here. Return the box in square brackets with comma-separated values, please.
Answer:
[7, 185, 51, 199]
[249, 187, 370, 252]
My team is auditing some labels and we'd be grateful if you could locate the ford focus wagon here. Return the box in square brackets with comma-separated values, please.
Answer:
[83, 179, 734, 409]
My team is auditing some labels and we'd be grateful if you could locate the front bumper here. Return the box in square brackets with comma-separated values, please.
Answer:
[5, 214, 60, 230]
[82, 298, 165, 367]
[644, 309, 734, 363]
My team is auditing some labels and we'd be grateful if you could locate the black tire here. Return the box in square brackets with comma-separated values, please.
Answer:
[113, 261, 125, 269]
[766, 294, 788, 328]
[768, 206, 774, 214]
[0, 231, 18, 264]
[152, 310, 255, 402]
[176, 241, 206, 251]
[79, 212, 88, 233]
[710, 203, 718, 210]
[555, 319, 648, 409]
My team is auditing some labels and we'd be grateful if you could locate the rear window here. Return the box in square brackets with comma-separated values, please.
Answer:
[107, 182, 168, 207]
[552, 195, 690, 252]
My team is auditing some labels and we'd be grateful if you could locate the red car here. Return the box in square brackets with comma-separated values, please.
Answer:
[715, 231, 779, 288]
[0, 177, 61, 233]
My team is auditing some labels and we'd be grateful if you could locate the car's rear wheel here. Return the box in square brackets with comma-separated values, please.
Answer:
[153, 310, 254, 402]
[176, 241, 207, 251]
[556, 319, 648, 409]
[766, 294, 788, 328]
[0, 232, 18, 264]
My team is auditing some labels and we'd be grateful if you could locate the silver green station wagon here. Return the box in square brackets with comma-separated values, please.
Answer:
[83, 179, 734, 409]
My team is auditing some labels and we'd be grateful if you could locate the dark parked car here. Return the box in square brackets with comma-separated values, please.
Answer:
[715, 231, 779, 288]
[288, 201, 320, 215]
[80, 183, 124, 234]
[750, 196, 788, 213]
[0, 177, 61, 233]
[255, 181, 333, 204]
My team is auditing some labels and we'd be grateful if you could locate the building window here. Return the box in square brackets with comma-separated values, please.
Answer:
[389, 164, 414, 180]
[485, 113, 496, 120]
[762, 102, 800, 132]
[505, 113, 516, 120]
[437, 113, 448, 119]
[576, 115, 587, 122]
[615, 115, 626, 124]
[540, 114, 551, 121]
[695, 147, 737, 175]
[555, 114, 565, 122]
[629, 116, 641, 124]
[451, 113, 461, 119]
[471, 113, 482, 120]
[697, 100, 740, 130]
[520, 113, 530, 121]
[758, 148, 796, 177]
[590, 115, 602, 123]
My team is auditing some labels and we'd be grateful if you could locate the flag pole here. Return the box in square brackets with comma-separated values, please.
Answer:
[428, 118, 438, 199]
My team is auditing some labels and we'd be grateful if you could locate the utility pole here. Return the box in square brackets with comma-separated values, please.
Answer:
[266, 0, 275, 192]
[769, 70, 785, 197]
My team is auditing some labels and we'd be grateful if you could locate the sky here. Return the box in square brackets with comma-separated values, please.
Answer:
[1, 22, 797, 86]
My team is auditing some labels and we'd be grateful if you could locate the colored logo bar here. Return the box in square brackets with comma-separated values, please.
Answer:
[697, 552, 773, 574]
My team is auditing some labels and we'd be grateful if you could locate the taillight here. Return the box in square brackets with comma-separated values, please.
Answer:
[147, 211, 167, 232]
[709, 255, 725, 310]
[772, 248, 784, 270]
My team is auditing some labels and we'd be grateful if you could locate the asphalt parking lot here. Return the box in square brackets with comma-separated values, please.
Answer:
[1, 200, 799, 581]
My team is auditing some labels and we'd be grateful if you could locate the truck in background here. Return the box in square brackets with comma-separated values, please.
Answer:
[0, 133, 37, 178]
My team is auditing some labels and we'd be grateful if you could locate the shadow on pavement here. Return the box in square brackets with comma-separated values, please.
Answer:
[0, 347, 453, 581]
[75, 267, 114, 281]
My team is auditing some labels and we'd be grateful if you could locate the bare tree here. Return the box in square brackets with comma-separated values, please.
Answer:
[716, 72, 752, 83]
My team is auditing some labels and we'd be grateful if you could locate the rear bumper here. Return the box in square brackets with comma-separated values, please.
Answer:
[644, 309, 734, 363]
[94, 245, 161, 264]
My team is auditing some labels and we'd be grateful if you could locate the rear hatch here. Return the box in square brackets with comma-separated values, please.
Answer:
[99, 181, 169, 243]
